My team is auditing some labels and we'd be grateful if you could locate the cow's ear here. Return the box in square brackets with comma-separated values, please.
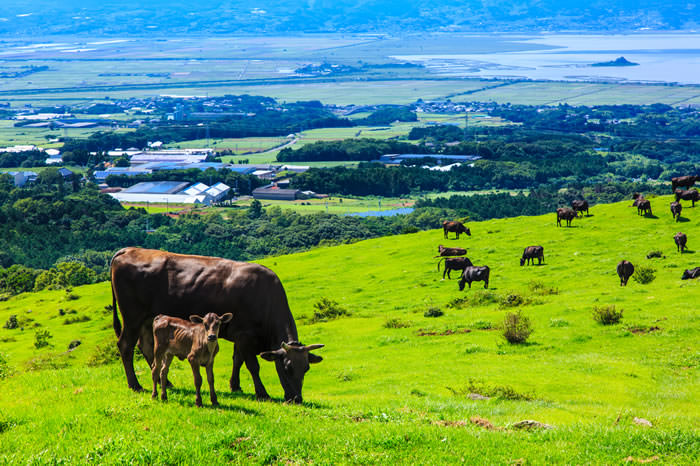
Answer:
[308, 353, 323, 364]
[220, 313, 233, 323]
[259, 349, 285, 362]
[189, 315, 203, 323]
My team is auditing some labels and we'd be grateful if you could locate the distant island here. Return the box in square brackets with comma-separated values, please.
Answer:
[591, 56, 639, 67]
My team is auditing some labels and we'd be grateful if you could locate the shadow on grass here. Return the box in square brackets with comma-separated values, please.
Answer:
[161, 387, 261, 414]
[643, 214, 658, 219]
[677, 216, 691, 223]
[680, 249, 695, 254]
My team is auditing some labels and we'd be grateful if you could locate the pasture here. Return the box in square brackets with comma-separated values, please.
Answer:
[229, 196, 414, 215]
[0, 195, 699, 463]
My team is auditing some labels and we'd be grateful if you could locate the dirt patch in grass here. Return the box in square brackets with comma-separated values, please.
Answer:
[470, 416, 500, 431]
[628, 326, 661, 334]
[417, 328, 471, 337]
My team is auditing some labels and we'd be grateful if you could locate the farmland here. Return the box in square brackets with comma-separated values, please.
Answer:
[1, 196, 698, 463]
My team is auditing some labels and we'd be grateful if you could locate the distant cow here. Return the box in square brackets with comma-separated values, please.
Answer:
[442, 221, 471, 239]
[436, 245, 467, 257]
[571, 199, 589, 217]
[681, 267, 700, 280]
[671, 175, 699, 191]
[556, 207, 576, 227]
[152, 312, 233, 407]
[520, 246, 544, 266]
[674, 232, 688, 253]
[617, 260, 634, 286]
[670, 202, 683, 222]
[675, 189, 700, 207]
[458, 265, 490, 290]
[637, 198, 652, 216]
[438, 256, 474, 279]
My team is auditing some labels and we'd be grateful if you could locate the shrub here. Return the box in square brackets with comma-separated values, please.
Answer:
[310, 297, 349, 323]
[592, 305, 623, 325]
[447, 378, 534, 401]
[501, 311, 533, 344]
[632, 266, 656, 285]
[34, 329, 53, 349]
[63, 315, 91, 325]
[383, 318, 411, 328]
[471, 320, 493, 330]
[3, 314, 18, 329]
[447, 291, 499, 308]
[423, 307, 444, 318]
[646, 250, 664, 259]
[528, 280, 559, 295]
[87, 340, 121, 367]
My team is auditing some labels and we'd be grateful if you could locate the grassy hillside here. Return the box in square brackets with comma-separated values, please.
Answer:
[1, 195, 699, 464]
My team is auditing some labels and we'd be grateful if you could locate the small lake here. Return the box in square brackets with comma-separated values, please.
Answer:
[347, 207, 414, 217]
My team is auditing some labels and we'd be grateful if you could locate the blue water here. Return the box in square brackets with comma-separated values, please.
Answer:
[347, 207, 414, 217]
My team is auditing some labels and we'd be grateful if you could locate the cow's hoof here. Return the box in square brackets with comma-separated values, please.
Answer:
[195, 400, 203, 408]
[161, 395, 168, 402]
[130, 384, 144, 392]
[230, 385, 242, 393]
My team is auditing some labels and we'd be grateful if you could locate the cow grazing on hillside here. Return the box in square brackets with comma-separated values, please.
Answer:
[437, 256, 473, 279]
[152, 312, 232, 407]
[111, 247, 323, 404]
[436, 245, 467, 257]
[571, 199, 589, 217]
[670, 201, 683, 222]
[617, 260, 634, 286]
[674, 232, 688, 253]
[671, 175, 699, 191]
[556, 207, 576, 227]
[458, 265, 490, 290]
[520, 246, 545, 266]
[637, 198, 652, 216]
[681, 267, 700, 280]
[442, 221, 471, 240]
[675, 189, 700, 207]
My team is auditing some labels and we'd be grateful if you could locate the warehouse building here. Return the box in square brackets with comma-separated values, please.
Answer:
[108, 181, 230, 205]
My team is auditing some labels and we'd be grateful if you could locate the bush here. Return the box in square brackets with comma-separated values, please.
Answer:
[63, 315, 91, 325]
[3, 315, 18, 329]
[310, 297, 349, 323]
[447, 378, 534, 401]
[501, 311, 533, 344]
[592, 305, 623, 325]
[34, 329, 53, 349]
[646, 250, 664, 259]
[528, 280, 559, 295]
[383, 318, 412, 328]
[87, 340, 121, 367]
[632, 266, 656, 284]
[471, 320, 493, 330]
[423, 307, 444, 318]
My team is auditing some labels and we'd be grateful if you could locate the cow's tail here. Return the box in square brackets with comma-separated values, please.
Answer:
[112, 282, 121, 338]
[437, 258, 445, 271]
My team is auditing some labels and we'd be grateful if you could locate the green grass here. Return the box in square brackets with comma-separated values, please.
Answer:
[1, 195, 699, 463]
[165, 137, 289, 154]
[229, 196, 414, 215]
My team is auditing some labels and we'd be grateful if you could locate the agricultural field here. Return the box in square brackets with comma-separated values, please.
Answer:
[229, 196, 414, 215]
[1, 195, 698, 463]
[165, 137, 290, 155]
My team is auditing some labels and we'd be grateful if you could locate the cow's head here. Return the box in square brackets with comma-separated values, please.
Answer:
[190, 312, 233, 343]
[462, 226, 471, 236]
[682, 269, 692, 280]
[520, 257, 526, 266]
[260, 341, 324, 404]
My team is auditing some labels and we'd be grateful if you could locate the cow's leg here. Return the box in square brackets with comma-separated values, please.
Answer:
[159, 353, 173, 401]
[206, 363, 218, 407]
[244, 352, 270, 400]
[230, 345, 245, 392]
[137, 322, 154, 368]
[484, 280, 488, 289]
[151, 344, 163, 399]
[189, 359, 203, 407]
[117, 325, 143, 391]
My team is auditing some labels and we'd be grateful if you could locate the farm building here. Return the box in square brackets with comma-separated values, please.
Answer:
[108, 181, 230, 205]
[94, 167, 154, 182]
[252, 185, 301, 201]
[4, 171, 38, 187]
[378, 153, 481, 165]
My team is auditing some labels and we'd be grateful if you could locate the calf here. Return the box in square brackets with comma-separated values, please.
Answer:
[438, 256, 473, 279]
[458, 265, 490, 290]
[556, 207, 576, 227]
[436, 244, 467, 257]
[442, 220, 471, 240]
[571, 199, 589, 217]
[674, 232, 688, 253]
[675, 189, 700, 207]
[617, 260, 634, 286]
[152, 312, 233, 407]
[670, 201, 682, 222]
[681, 267, 700, 280]
[520, 246, 544, 266]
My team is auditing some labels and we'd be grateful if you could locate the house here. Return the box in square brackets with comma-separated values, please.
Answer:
[6, 171, 38, 187]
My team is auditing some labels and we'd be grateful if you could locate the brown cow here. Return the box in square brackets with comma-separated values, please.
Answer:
[637, 198, 652, 216]
[520, 246, 544, 266]
[617, 260, 634, 286]
[152, 312, 233, 407]
[571, 199, 589, 217]
[675, 189, 700, 207]
[435, 245, 467, 257]
[437, 256, 473, 279]
[442, 221, 471, 239]
[670, 201, 683, 222]
[671, 175, 699, 191]
[674, 232, 688, 253]
[556, 207, 576, 227]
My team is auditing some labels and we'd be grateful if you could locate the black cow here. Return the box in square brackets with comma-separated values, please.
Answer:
[670, 201, 683, 222]
[637, 198, 652, 216]
[442, 221, 471, 239]
[520, 246, 544, 266]
[681, 267, 700, 279]
[674, 232, 688, 253]
[617, 260, 634, 286]
[571, 199, 589, 217]
[675, 189, 700, 207]
[111, 247, 323, 404]
[458, 265, 490, 290]
[671, 175, 699, 191]
[437, 256, 473, 279]
[556, 207, 576, 227]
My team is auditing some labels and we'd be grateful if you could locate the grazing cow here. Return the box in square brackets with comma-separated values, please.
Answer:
[458, 265, 490, 290]
[674, 232, 688, 253]
[556, 207, 576, 227]
[152, 312, 233, 407]
[637, 198, 652, 216]
[437, 256, 473, 279]
[670, 201, 683, 222]
[617, 260, 634, 286]
[436, 245, 467, 257]
[442, 220, 471, 239]
[111, 247, 323, 403]
[681, 267, 700, 280]
[571, 199, 589, 217]
[674, 189, 700, 207]
[671, 175, 699, 191]
[520, 246, 545, 266]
